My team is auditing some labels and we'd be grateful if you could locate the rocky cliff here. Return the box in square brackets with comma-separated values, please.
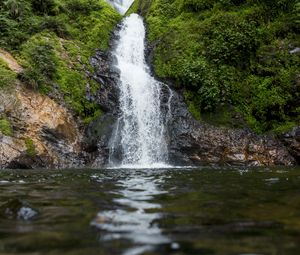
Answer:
[85, 45, 299, 167]
[0, 50, 83, 169]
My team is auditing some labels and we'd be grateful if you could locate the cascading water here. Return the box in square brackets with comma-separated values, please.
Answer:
[106, 0, 135, 15]
[109, 14, 169, 168]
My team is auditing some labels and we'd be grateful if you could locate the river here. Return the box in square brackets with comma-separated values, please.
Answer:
[1, 167, 300, 255]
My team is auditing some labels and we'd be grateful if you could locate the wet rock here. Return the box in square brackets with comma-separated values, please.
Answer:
[7, 153, 52, 169]
[90, 50, 120, 113]
[166, 90, 296, 166]
[83, 113, 117, 166]
[281, 126, 300, 164]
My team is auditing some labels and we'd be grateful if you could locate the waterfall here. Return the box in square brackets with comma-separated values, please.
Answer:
[106, 0, 135, 15]
[109, 14, 169, 168]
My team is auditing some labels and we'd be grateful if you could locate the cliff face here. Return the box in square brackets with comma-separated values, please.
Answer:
[0, 84, 82, 169]
[0, 49, 82, 168]
[0, 0, 121, 169]
[84, 30, 297, 167]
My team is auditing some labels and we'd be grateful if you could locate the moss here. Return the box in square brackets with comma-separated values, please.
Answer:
[25, 138, 36, 157]
[1, 0, 120, 123]
[0, 118, 13, 136]
[136, 0, 300, 133]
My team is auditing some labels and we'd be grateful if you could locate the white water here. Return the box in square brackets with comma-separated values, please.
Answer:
[109, 14, 169, 168]
[106, 0, 135, 15]
[90, 170, 171, 255]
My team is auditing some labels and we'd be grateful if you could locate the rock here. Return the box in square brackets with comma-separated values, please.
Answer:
[0, 198, 38, 220]
[84, 40, 123, 167]
[0, 86, 83, 169]
[83, 113, 117, 166]
[281, 126, 300, 164]
[84, 30, 298, 168]
[165, 89, 296, 166]
[90, 50, 120, 113]
[0, 49, 23, 73]
[289, 47, 300, 54]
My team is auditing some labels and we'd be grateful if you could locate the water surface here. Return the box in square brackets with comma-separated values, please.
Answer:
[1, 167, 300, 255]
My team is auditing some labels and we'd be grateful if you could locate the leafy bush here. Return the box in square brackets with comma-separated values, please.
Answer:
[1, 0, 30, 19]
[63, 0, 102, 16]
[41, 15, 69, 38]
[202, 13, 259, 67]
[20, 37, 57, 89]
[180, 0, 214, 12]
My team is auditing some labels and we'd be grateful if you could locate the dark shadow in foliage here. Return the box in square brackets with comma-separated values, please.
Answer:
[31, 0, 57, 15]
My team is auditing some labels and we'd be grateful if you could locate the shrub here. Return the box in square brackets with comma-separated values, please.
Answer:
[63, 0, 102, 16]
[2, 0, 30, 19]
[21, 37, 57, 88]
[180, 0, 214, 12]
[41, 16, 69, 38]
[202, 12, 259, 67]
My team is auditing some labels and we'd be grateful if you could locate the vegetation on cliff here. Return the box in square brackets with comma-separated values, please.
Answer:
[0, 0, 121, 123]
[130, 0, 300, 133]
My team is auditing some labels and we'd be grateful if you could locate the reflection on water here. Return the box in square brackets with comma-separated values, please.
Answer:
[1, 167, 300, 255]
[91, 170, 171, 255]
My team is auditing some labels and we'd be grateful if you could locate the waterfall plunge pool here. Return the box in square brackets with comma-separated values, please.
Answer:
[1, 167, 300, 255]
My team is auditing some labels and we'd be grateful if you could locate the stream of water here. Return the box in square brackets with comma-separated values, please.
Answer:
[109, 14, 169, 168]
[106, 0, 135, 15]
[1, 167, 300, 255]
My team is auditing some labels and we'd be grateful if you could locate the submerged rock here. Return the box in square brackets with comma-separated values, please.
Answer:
[0, 199, 37, 220]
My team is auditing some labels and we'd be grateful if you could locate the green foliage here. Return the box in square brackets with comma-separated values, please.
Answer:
[63, 0, 102, 16]
[25, 138, 36, 156]
[2, 0, 30, 19]
[0, 0, 121, 123]
[181, 0, 214, 12]
[19, 35, 57, 89]
[55, 62, 101, 121]
[139, 0, 300, 133]
[0, 118, 13, 136]
[202, 12, 259, 66]
[41, 15, 69, 38]
[0, 59, 16, 89]
[31, 0, 58, 15]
